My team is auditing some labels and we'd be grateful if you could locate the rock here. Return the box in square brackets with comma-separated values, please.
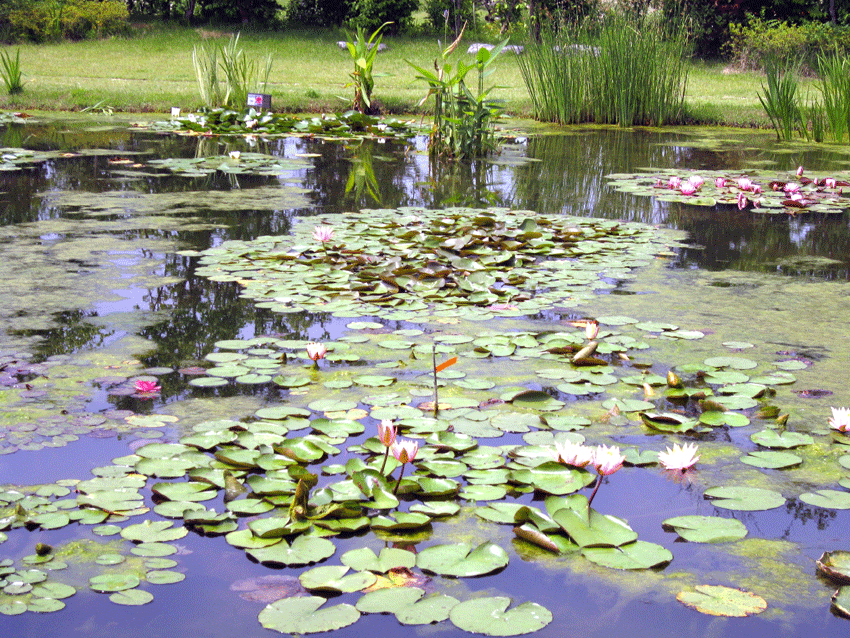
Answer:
[466, 43, 525, 55]
[337, 41, 389, 52]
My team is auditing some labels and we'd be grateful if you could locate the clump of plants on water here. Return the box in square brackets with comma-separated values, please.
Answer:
[606, 165, 850, 214]
[517, 13, 689, 126]
[192, 32, 272, 110]
[159, 107, 417, 140]
[408, 27, 508, 159]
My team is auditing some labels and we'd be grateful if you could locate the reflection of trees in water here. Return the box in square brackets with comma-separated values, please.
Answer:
[781, 498, 838, 536]
[18, 309, 112, 357]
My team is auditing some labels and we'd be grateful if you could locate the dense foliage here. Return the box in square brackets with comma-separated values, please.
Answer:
[726, 16, 850, 69]
[3, 0, 129, 42]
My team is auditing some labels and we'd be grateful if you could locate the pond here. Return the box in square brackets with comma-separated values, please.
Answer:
[0, 115, 849, 638]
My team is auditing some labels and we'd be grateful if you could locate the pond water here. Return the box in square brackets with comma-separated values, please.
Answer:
[0, 116, 849, 638]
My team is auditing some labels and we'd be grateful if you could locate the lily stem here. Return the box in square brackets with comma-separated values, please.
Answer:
[393, 462, 406, 496]
[379, 447, 390, 475]
[587, 475, 603, 507]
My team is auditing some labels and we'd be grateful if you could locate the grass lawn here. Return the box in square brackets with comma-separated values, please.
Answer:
[0, 24, 818, 128]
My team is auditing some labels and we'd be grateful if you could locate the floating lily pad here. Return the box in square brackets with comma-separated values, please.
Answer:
[416, 541, 509, 577]
[449, 597, 553, 636]
[704, 486, 785, 511]
[799, 490, 850, 509]
[89, 573, 141, 593]
[258, 596, 360, 634]
[121, 521, 188, 543]
[740, 451, 802, 469]
[582, 541, 672, 569]
[750, 430, 813, 449]
[109, 589, 154, 605]
[662, 515, 748, 543]
[248, 536, 336, 566]
[356, 587, 459, 625]
[677, 585, 767, 617]
[299, 565, 376, 593]
[817, 551, 850, 584]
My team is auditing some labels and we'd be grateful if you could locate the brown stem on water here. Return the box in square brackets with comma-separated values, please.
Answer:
[587, 475, 603, 507]
[379, 447, 390, 475]
[394, 462, 406, 496]
[432, 344, 439, 417]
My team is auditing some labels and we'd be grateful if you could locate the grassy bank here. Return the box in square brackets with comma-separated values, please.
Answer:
[0, 24, 817, 127]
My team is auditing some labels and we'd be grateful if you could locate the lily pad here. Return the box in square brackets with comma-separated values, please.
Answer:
[258, 596, 360, 634]
[356, 587, 459, 625]
[662, 515, 748, 543]
[677, 585, 767, 617]
[704, 486, 785, 511]
[416, 541, 509, 577]
[582, 541, 673, 569]
[449, 597, 553, 636]
[299, 565, 376, 593]
[799, 490, 850, 509]
[340, 547, 416, 573]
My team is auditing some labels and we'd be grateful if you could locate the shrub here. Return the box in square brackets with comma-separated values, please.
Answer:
[286, 0, 352, 27]
[424, 0, 475, 34]
[726, 16, 850, 70]
[8, 0, 128, 42]
[349, 0, 419, 33]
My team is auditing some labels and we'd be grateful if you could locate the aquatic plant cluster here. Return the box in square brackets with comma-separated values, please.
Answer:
[606, 166, 850, 215]
[2, 204, 850, 633]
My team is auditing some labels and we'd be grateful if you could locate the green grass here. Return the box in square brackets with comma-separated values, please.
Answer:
[0, 24, 815, 128]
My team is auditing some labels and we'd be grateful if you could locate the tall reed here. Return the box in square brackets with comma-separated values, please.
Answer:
[757, 56, 804, 141]
[192, 33, 272, 110]
[817, 47, 850, 143]
[517, 13, 690, 127]
[0, 49, 25, 95]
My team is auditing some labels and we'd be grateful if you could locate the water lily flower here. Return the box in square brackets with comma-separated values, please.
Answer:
[655, 179, 663, 187]
[828, 407, 850, 432]
[715, 177, 726, 188]
[378, 420, 397, 447]
[784, 182, 800, 193]
[688, 175, 704, 189]
[312, 225, 335, 243]
[789, 192, 803, 202]
[246, 119, 257, 129]
[391, 438, 420, 495]
[826, 178, 837, 189]
[585, 320, 599, 340]
[553, 440, 594, 468]
[796, 165, 804, 177]
[134, 379, 161, 394]
[737, 193, 748, 210]
[658, 442, 700, 471]
[378, 420, 397, 473]
[668, 176, 681, 189]
[679, 182, 697, 196]
[737, 177, 753, 191]
[305, 342, 327, 361]
[592, 445, 625, 476]
[228, 150, 241, 160]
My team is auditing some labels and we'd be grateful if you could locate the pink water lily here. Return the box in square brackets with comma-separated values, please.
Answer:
[391, 438, 420, 495]
[378, 420, 397, 473]
[737, 193, 748, 210]
[825, 177, 837, 189]
[585, 320, 599, 341]
[312, 225, 335, 243]
[751, 184, 762, 194]
[658, 442, 700, 471]
[715, 177, 726, 188]
[593, 445, 625, 476]
[305, 342, 327, 361]
[679, 182, 697, 196]
[796, 165, 804, 177]
[667, 176, 682, 189]
[737, 177, 753, 191]
[134, 379, 161, 394]
[829, 407, 850, 432]
[688, 175, 704, 189]
[784, 182, 800, 193]
[378, 420, 397, 447]
[553, 440, 594, 468]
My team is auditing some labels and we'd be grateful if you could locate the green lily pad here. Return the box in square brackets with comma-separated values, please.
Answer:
[416, 541, 509, 577]
[299, 565, 376, 593]
[677, 585, 767, 617]
[340, 547, 416, 573]
[704, 486, 785, 511]
[582, 541, 673, 569]
[662, 515, 748, 543]
[89, 573, 141, 593]
[799, 490, 850, 509]
[740, 451, 802, 469]
[121, 521, 188, 543]
[704, 357, 758, 370]
[356, 587, 459, 625]
[552, 497, 638, 548]
[449, 597, 553, 636]
[750, 430, 813, 449]
[31, 581, 76, 599]
[258, 596, 360, 634]
[247, 536, 336, 566]
[817, 551, 850, 584]
[109, 589, 154, 605]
